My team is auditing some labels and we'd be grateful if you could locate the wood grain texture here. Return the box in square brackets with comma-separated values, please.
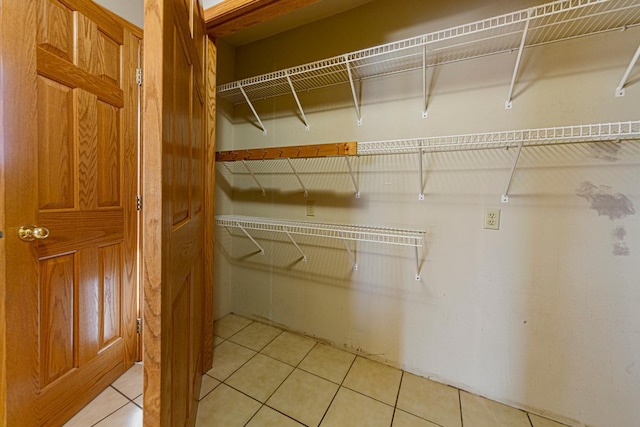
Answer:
[38, 47, 124, 108]
[172, 29, 192, 226]
[76, 14, 121, 87]
[39, 254, 76, 388]
[205, 0, 319, 38]
[97, 100, 121, 208]
[37, 76, 75, 210]
[0, 2, 6, 422]
[77, 89, 99, 210]
[37, 0, 73, 61]
[3, 3, 41, 425]
[58, 0, 124, 44]
[142, 0, 167, 424]
[215, 141, 358, 162]
[143, 1, 206, 425]
[202, 36, 217, 372]
[122, 32, 141, 366]
[3, 1, 139, 424]
[99, 243, 122, 349]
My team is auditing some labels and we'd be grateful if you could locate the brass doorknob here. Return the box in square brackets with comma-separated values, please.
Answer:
[18, 225, 50, 241]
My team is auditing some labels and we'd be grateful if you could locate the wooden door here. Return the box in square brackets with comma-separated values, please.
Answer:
[1, 1, 140, 425]
[143, 0, 211, 425]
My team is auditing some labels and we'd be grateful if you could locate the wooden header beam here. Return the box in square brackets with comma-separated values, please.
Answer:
[216, 141, 357, 162]
[205, 0, 319, 39]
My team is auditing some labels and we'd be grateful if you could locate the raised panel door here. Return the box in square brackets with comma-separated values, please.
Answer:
[2, 0, 140, 425]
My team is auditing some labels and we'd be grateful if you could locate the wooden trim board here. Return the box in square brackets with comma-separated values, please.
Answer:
[215, 141, 357, 162]
[205, 0, 319, 38]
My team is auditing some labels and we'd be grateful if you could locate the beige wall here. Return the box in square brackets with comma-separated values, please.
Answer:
[215, 1, 640, 426]
[94, 0, 143, 28]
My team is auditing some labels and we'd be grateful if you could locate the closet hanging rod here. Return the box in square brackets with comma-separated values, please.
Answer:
[216, 141, 357, 162]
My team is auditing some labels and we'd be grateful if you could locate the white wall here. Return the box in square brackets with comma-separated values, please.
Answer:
[94, 0, 143, 28]
[214, 1, 640, 426]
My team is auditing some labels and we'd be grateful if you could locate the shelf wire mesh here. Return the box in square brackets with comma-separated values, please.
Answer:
[215, 215, 426, 247]
[357, 120, 640, 155]
[218, 0, 640, 105]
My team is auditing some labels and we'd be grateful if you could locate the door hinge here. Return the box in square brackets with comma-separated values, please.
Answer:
[137, 318, 142, 334]
[136, 68, 142, 86]
[136, 195, 142, 211]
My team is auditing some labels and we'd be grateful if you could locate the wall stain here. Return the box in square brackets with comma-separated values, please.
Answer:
[576, 181, 636, 220]
[612, 226, 630, 256]
[588, 141, 621, 162]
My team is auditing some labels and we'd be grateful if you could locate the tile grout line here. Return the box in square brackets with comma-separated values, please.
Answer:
[240, 337, 318, 427]
[87, 386, 133, 427]
[459, 389, 464, 427]
[527, 412, 534, 427]
[389, 371, 405, 427]
[316, 351, 359, 426]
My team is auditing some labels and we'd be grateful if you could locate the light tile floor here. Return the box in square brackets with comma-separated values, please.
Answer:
[65, 315, 571, 427]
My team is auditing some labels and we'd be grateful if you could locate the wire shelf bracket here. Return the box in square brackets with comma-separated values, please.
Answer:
[285, 231, 307, 262]
[505, 14, 531, 109]
[216, 215, 426, 280]
[344, 156, 361, 198]
[422, 44, 429, 118]
[418, 147, 426, 201]
[345, 56, 363, 125]
[615, 43, 640, 97]
[341, 234, 358, 271]
[242, 160, 266, 196]
[239, 84, 267, 135]
[286, 158, 309, 197]
[234, 223, 265, 255]
[501, 141, 525, 203]
[286, 72, 310, 130]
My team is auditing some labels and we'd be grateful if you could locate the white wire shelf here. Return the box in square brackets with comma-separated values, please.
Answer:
[359, 120, 640, 202]
[216, 215, 426, 280]
[218, 0, 640, 122]
[357, 120, 640, 154]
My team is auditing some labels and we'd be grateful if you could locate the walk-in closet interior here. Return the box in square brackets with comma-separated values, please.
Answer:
[212, 0, 640, 426]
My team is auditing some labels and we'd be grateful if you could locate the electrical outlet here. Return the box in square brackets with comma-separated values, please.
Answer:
[484, 208, 500, 230]
[306, 200, 315, 217]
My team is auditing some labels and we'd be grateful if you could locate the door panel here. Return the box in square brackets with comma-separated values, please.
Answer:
[143, 0, 209, 425]
[2, 0, 140, 425]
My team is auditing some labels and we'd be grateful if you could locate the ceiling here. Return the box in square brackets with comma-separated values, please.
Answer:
[213, 0, 376, 46]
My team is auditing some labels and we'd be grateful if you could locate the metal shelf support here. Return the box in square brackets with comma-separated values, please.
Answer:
[286, 158, 308, 197]
[239, 84, 267, 135]
[286, 72, 310, 130]
[284, 231, 307, 262]
[241, 160, 266, 196]
[616, 44, 640, 97]
[345, 56, 363, 125]
[422, 44, 429, 118]
[418, 147, 425, 201]
[505, 13, 530, 109]
[235, 223, 265, 255]
[344, 156, 360, 198]
[501, 141, 525, 203]
[341, 237, 358, 271]
[415, 246, 421, 281]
